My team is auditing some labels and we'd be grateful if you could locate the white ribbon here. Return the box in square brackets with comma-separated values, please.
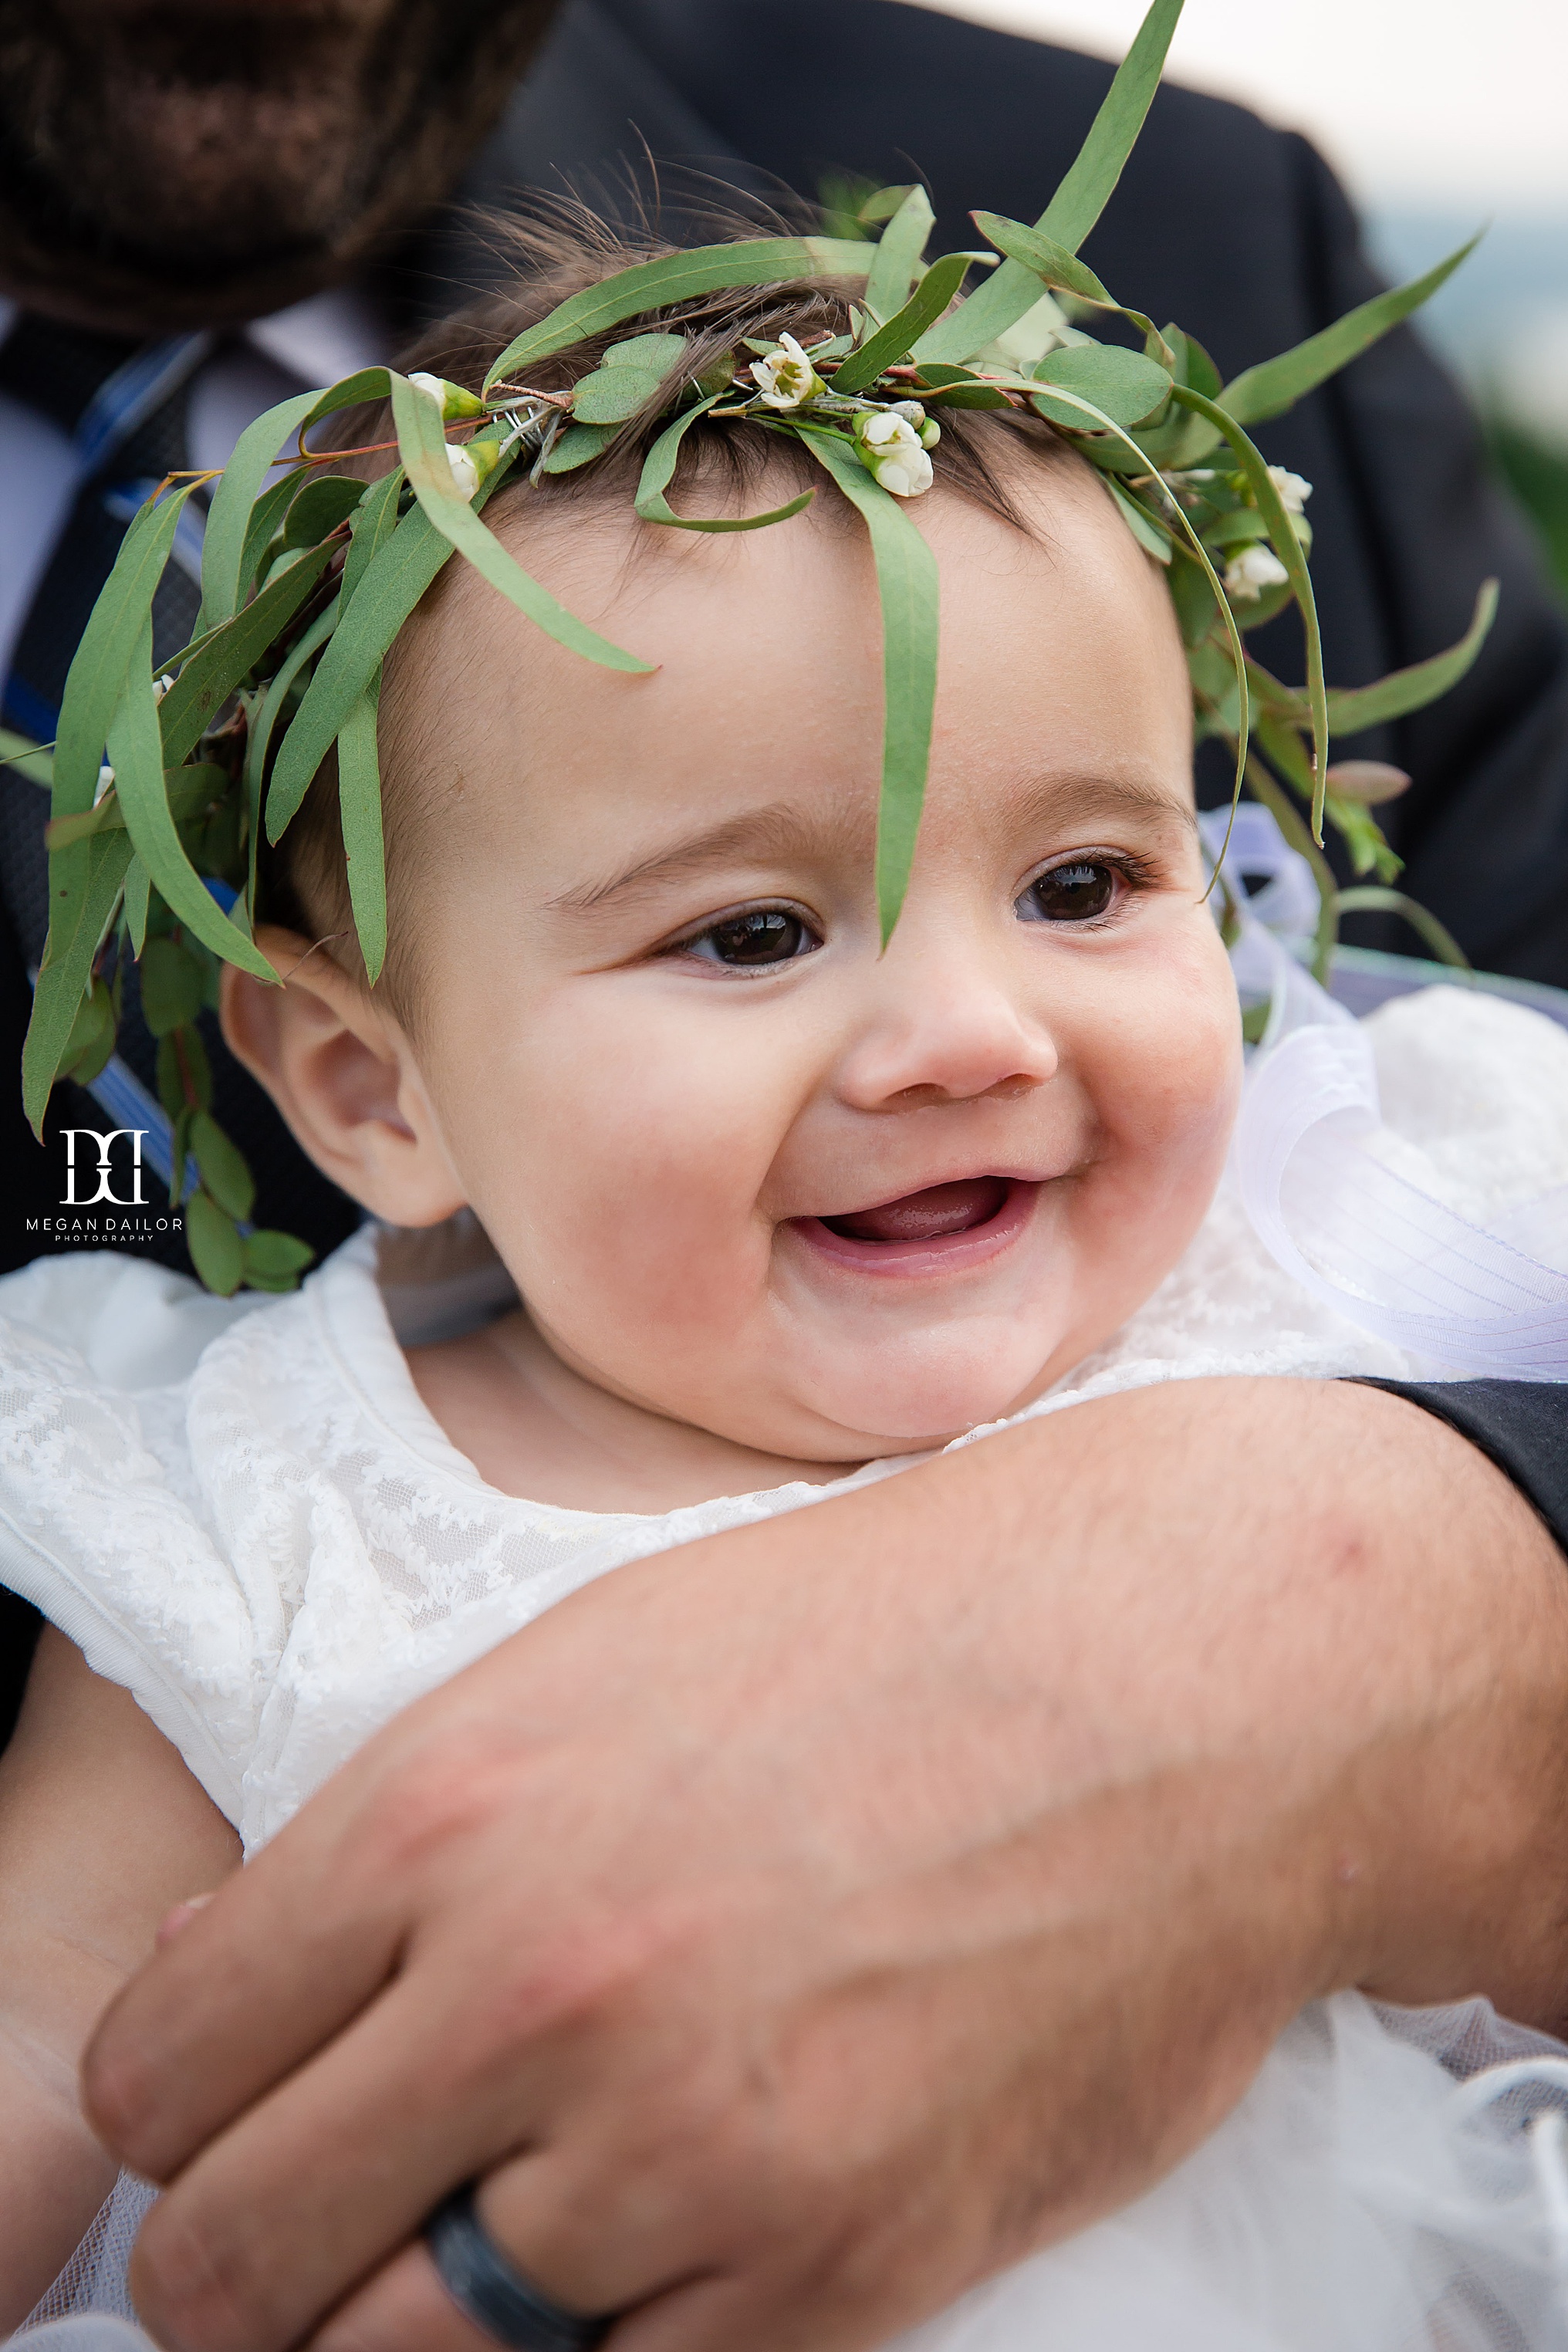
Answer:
[1206, 807, 1568, 1380]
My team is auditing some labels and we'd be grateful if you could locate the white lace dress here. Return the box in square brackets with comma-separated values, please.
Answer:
[8, 984, 1568, 2350]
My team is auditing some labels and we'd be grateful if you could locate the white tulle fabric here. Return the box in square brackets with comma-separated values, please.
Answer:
[8, 979, 1568, 2345]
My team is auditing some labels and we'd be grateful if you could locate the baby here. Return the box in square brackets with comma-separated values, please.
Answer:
[5, 204, 1568, 2350]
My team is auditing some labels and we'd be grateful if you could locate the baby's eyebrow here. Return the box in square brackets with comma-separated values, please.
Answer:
[546, 801, 862, 915]
[1019, 772, 1199, 838]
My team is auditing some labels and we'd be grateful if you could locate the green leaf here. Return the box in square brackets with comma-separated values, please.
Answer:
[21, 833, 135, 1131]
[302, 368, 393, 429]
[1333, 886, 1470, 970]
[340, 471, 404, 609]
[1219, 232, 1483, 427]
[603, 332, 689, 373]
[389, 373, 652, 674]
[0, 728, 52, 788]
[283, 473, 367, 550]
[138, 934, 208, 1035]
[915, 0, 1183, 363]
[910, 364, 1011, 410]
[968, 214, 1113, 307]
[123, 857, 150, 955]
[265, 505, 451, 843]
[185, 1187, 245, 1296]
[159, 540, 333, 768]
[60, 978, 115, 1086]
[242, 597, 341, 887]
[833, 252, 982, 394]
[1107, 478, 1172, 562]
[635, 397, 816, 532]
[482, 238, 875, 389]
[1031, 343, 1171, 429]
[1323, 580, 1499, 737]
[108, 622, 275, 978]
[231, 470, 313, 620]
[191, 1108, 255, 1222]
[1164, 325, 1222, 399]
[797, 429, 940, 941]
[243, 1228, 315, 1282]
[47, 484, 200, 976]
[863, 186, 936, 321]
[198, 390, 321, 633]
[157, 1023, 211, 1119]
[573, 365, 665, 424]
[1171, 384, 1326, 831]
[541, 423, 617, 474]
[336, 681, 387, 985]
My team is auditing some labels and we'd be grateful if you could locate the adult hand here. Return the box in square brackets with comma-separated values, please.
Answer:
[85, 1378, 1568, 2352]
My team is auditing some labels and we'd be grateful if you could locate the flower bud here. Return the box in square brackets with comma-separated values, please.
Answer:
[409, 370, 487, 422]
[445, 434, 505, 502]
[1323, 760, 1411, 806]
[1266, 465, 1313, 515]
[918, 417, 941, 449]
[853, 407, 935, 498]
[749, 333, 826, 411]
[1222, 544, 1289, 600]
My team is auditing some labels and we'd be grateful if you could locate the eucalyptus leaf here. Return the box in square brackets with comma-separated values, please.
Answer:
[1172, 384, 1326, 830]
[1220, 232, 1483, 426]
[232, 470, 314, 620]
[1107, 478, 1173, 562]
[267, 504, 454, 842]
[303, 368, 394, 428]
[48, 483, 200, 975]
[1333, 886, 1470, 970]
[185, 1187, 245, 1296]
[573, 365, 665, 424]
[914, 0, 1183, 363]
[191, 1107, 256, 1221]
[390, 373, 652, 675]
[834, 251, 982, 394]
[61, 978, 115, 1087]
[22, 832, 135, 1130]
[542, 423, 617, 474]
[198, 390, 319, 632]
[283, 473, 367, 550]
[336, 681, 387, 985]
[109, 622, 275, 977]
[1031, 343, 1172, 429]
[863, 186, 936, 322]
[636, 398, 815, 532]
[968, 214, 1113, 307]
[603, 332, 688, 373]
[159, 542, 333, 769]
[157, 1023, 211, 1118]
[340, 471, 404, 608]
[139, 934, 208, 1036]
[1323, 580, 1499, 738]
[244, 1228, 316, 1281]
[483, 238, 874, 388]
[0, 728, 52, 788]
[797, 429, 940, 941]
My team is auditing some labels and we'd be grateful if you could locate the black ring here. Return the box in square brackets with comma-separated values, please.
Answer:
[425, 2182, 615, 2351]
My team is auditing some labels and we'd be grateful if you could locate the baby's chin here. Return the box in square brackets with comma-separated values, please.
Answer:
[739, 1320, 1094, 1460]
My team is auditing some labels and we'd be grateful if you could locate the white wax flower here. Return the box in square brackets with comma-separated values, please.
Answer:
[855, 409, 935, 498]
[1267, 466, 1313, 515]
[93, 762, 114, 804]
[1223, 543, 1290, 600]
[446, 443, 481, 499]
[749, 333, 826, 411]
[152, 672, 174, 704]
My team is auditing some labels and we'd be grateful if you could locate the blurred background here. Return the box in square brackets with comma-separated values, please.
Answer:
[908, 0, 1568, 596]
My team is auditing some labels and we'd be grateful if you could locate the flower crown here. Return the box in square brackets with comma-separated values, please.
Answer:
[8, 0, 1492, 1296]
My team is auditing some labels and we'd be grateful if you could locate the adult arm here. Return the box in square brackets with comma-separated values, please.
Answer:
[0, 1628, 239, 2329]
[84, 1375, 1568, 2352]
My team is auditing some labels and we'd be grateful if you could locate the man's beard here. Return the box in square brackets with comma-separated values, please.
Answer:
[0, 0, 560, 333]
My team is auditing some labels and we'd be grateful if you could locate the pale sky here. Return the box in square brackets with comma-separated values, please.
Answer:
[906, 0, 1568, 212]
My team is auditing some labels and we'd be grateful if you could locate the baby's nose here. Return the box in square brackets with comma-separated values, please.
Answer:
[836, 959, 1059, 1111]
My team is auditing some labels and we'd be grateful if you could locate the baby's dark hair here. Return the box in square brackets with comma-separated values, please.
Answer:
[262, 206, 1082, 1005]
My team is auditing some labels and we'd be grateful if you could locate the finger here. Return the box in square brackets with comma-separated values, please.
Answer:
[307, 2240, 498, 2352]
[85, 1772, 413, 2179]
[127, 1968, 542, 2352]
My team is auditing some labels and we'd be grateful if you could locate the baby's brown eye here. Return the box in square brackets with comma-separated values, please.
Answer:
[686, 909, 819, 966]
[1018, 860, 1117, 924]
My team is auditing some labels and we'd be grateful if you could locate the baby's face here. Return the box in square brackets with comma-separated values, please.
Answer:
[380, 461, 1241, 1458]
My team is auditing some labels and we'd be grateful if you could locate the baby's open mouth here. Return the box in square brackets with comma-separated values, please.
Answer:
[793, 1175, 1038, 1276]
[820, 1176, 1012, 1244]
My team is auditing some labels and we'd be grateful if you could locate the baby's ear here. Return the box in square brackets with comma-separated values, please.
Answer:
[220, 928, 468, 1228]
